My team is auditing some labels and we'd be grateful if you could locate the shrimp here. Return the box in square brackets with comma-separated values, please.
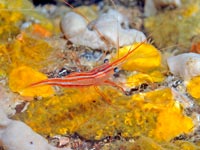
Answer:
[28, 41, 146, 103]
[29, 42, 145, 90]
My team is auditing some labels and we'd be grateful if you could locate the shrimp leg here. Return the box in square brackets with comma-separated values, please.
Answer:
[104, 80, 126, 94]
[94, 86, 111, 104]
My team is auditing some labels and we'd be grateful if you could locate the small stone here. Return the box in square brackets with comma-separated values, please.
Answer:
[167, 53, 200, 80]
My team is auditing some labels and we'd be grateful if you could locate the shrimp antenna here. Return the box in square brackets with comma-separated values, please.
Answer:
[110, 0, 120, 58]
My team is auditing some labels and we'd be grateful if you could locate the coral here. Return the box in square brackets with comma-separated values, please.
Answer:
[0, 3, 24, 41]
[0, 44, 10, 76]
[126, 71, 165, 88]
[7, 33, 53, 70]
[134, 88, 193, 141]
[15, 87, 193, 142]
[187, 76, 200, 99]
[9, 65, 54, 97]
[149, 70, 165, 82]
[151, 105, 193, 141]
[112, 43, 162, 72]
[0, 33, 53, 76]
[0, 0, 55, 74]
[60, 9, 146, 50]
[126, 73, 154, 88]
[15, 87, 110, 137]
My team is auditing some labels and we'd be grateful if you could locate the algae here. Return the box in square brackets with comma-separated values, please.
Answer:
[144, 0, 200, 52]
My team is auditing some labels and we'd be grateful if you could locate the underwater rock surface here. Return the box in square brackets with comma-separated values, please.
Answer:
[0, 0, 200, 149]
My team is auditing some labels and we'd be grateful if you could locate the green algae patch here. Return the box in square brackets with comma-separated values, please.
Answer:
[15, 87, 194, 142]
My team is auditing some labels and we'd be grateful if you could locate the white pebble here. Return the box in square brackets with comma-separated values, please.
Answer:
[61, 9, 146, 50]
[167, 53, 200, 80]
[0, 109, 71, 150]
[144, 0, 181, 16]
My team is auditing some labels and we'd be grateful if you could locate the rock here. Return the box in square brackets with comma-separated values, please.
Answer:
[167, 53, 200, 80]
[0, 108, 71, 150]
[61, 9, 146, 50]
[144, 0, 181, 16]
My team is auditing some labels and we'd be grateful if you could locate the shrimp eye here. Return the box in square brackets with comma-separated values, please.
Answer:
[58, 68, 71, 77]
[114, 67, 119, 73]
[104, 59, 109, 63]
